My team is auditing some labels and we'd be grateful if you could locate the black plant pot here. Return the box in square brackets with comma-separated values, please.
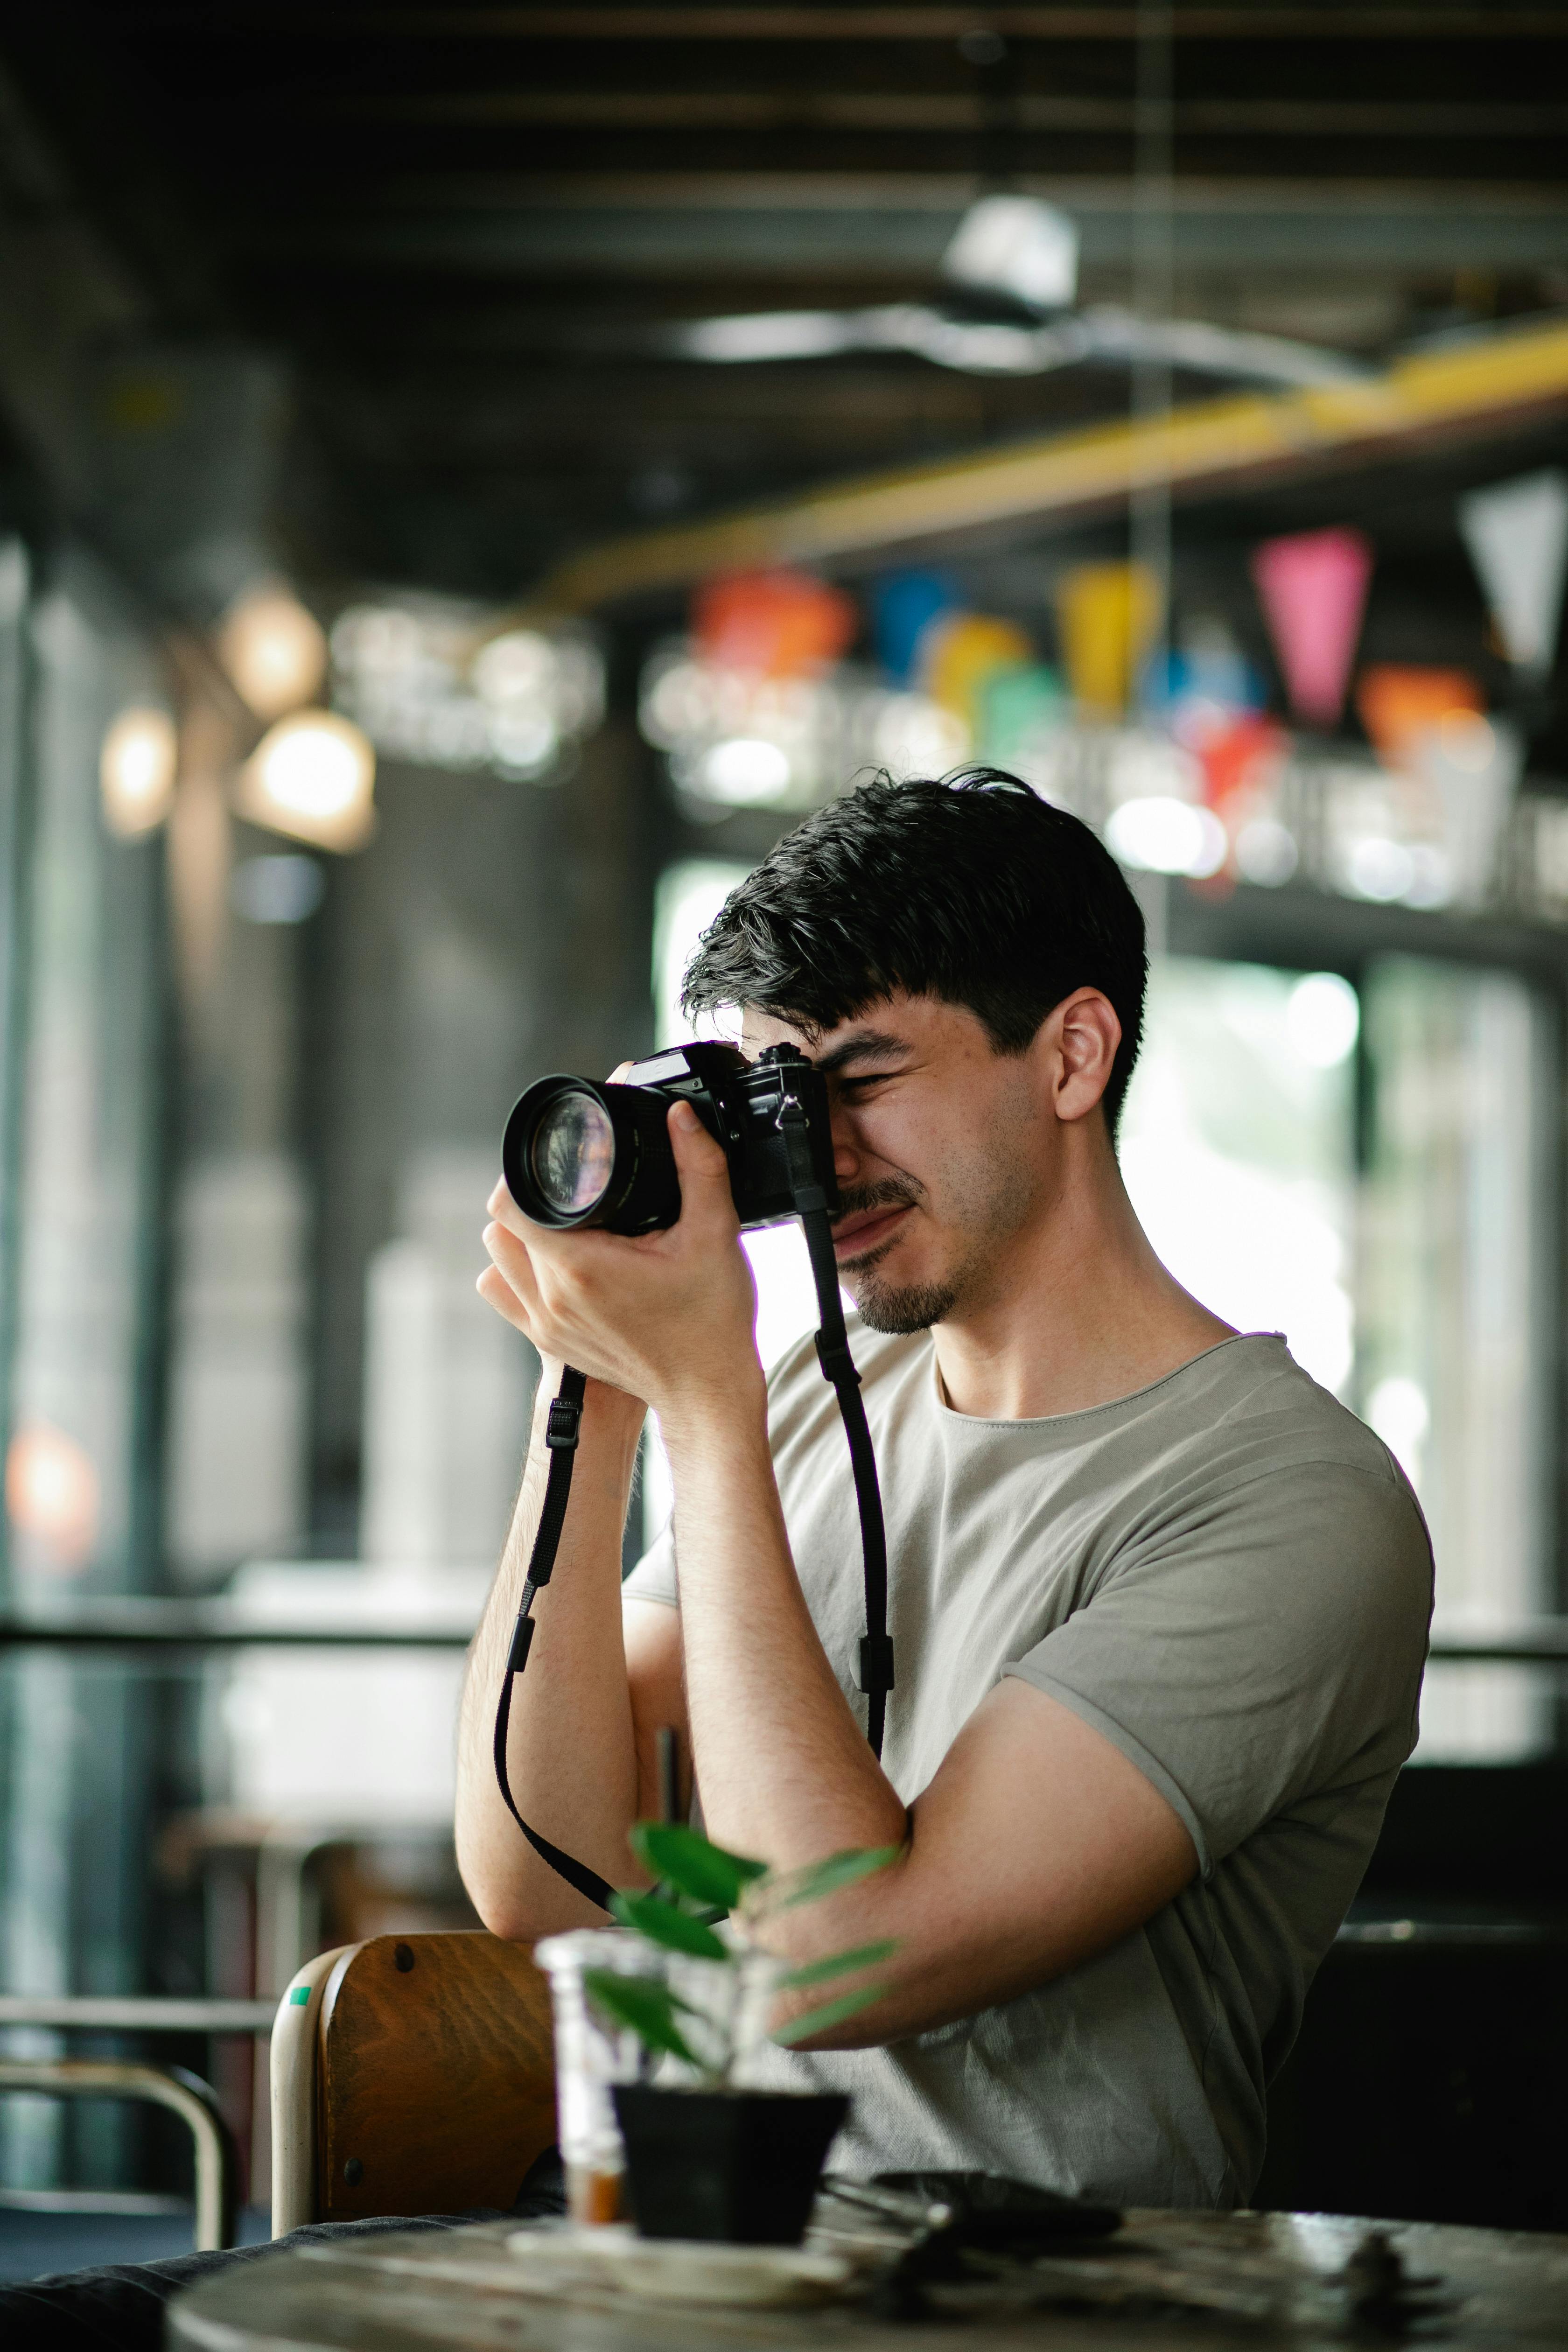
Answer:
[613, 2085, 848, 2245]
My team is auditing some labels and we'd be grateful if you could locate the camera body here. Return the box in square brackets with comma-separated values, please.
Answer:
[503, 1041, 838, 1236]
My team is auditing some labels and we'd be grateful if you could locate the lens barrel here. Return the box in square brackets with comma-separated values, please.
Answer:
[503, 1076, 683, 1233]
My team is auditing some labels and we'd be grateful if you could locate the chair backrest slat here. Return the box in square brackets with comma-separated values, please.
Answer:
[315, 1932, 556, 2222]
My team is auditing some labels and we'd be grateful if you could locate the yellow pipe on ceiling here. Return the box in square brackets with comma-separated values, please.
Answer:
[520, 312, 1568, 617]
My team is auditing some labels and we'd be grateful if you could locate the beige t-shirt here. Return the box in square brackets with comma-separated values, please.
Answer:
[623, 1327, 1432, 2207]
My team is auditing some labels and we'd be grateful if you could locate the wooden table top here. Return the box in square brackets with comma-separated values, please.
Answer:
[168, 2208, 1568, 2351]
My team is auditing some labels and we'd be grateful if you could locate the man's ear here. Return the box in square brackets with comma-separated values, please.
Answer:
[1048, 988, 1122, 1124]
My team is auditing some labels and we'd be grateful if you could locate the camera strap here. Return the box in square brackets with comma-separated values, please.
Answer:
[491, 1364, 617, 1914]
[493, 1090, 894, 1912]
[774, 1090, 894, 1759]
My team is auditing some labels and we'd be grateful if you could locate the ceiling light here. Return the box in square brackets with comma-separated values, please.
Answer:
[217, 581, 328, 720]
[100, 706, 177, 837]
[236, 711, 376, 851]
[942, 196, 1079, 312]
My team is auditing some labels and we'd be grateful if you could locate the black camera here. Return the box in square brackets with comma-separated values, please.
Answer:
[503, 1042, 838, 1235]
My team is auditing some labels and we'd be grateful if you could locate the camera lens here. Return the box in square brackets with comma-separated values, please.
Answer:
[530, 1089, 616, 1215]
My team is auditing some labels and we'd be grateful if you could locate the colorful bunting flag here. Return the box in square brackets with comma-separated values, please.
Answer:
[1250, 526, 1372, 729]
[921, 613, 1034, 735]
[1458, 469, 1568, 680]
[692, 569, 858, 677]
[872, 570, 957, 684]
[1356, 665, 1484, 773]
[1055, 562, 1162, 719]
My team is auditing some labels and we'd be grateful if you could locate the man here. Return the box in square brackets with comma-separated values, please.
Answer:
[458, 770, 1431, 2209]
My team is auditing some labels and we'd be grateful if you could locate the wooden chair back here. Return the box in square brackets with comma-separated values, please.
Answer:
[309, 1931, 556, 2224]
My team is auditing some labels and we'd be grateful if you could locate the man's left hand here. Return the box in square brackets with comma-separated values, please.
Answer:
[480, 1100, 763, 1421]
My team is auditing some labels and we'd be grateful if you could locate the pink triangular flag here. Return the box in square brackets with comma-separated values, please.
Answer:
[1250, 526, 1373, 728]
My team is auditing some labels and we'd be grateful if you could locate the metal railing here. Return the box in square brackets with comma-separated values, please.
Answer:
[0, 1601, 474, 1651]
[0, 2059, 240, 2249]
[0, 1602, 1564, 1660]
[0, 1998, 275, 2033]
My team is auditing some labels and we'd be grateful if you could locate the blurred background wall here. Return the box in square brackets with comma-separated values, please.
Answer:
[0, 0, 1566, 2245]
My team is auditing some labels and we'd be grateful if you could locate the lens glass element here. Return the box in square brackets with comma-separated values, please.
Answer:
[530, 1091, 616, 1216]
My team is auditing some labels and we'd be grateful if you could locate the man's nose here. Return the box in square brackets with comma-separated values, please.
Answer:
[831, 1113, 861, 1186]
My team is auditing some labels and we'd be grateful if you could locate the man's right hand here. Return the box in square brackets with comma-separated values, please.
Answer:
[457, 1148, 656, 1937]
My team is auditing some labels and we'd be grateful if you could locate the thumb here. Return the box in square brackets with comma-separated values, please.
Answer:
[668, 1099, 734, 1211]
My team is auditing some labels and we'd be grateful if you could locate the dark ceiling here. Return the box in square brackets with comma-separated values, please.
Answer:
[4, 4, 1568, 598]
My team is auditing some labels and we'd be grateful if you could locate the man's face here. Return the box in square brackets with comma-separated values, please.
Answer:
[741, 991, 1063, 1334]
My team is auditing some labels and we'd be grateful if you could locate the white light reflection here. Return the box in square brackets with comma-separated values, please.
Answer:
[1106, 795, 1227, 878]
[1286, 973, 1359, 1069]
[1345, 835, 1414, 903]
[1367, 1375, 1430, 1489]
[697, 737, 793, 806]
[1234, 816, 1298, 887]
[231, 854, 325, 925]
[1120, 960, 1356, 1398]
[332, 603, 603, 781]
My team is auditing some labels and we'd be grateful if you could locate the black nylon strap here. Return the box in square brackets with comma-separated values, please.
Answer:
[491, 1367, 616, 1914]
[782, 1101, 894, 1759]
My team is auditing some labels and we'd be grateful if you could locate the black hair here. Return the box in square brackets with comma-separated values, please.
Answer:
[682, 768, 1148, 1133]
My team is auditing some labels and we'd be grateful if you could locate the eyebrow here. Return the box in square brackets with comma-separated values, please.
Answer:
[810, 1028, 914, 1078]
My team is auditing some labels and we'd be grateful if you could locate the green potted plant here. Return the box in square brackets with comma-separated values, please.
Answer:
[584, 1822, 898, 2246]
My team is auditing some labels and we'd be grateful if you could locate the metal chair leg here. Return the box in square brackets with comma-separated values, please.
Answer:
[0, 2058, 241, 2250]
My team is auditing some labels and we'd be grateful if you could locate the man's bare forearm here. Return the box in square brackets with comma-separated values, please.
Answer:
[660, 1386, 907, 1883]
[455, 1365, 648, 1937]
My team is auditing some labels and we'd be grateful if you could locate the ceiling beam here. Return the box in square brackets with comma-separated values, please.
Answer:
[506, 311, 1568, 611]
[142, 8, 1568, 42]
[242, 194, 1568, 278]
[335, 92, 1568, 139]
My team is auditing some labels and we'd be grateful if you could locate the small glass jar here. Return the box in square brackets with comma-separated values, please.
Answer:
[535, 1928, 661, 2225]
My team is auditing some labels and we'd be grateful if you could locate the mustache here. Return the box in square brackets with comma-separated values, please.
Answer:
[832, 1176, 924, 1222]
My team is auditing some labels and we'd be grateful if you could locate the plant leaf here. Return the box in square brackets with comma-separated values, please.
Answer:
[776, 1939, 896, 1993]
[768, 1844, 903, 1912]
[629, 1822, 768, 1911]
[771, 1984, 884, 2045]
[609, 1890, 728, 1962]
[582, 1969, 703, 2068]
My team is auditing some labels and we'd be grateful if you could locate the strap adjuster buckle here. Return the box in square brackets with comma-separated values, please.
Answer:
[814, 1330, 861, 1387]
[545, 1398, 581, 1451]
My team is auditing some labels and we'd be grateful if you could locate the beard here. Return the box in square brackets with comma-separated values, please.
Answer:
[836, 1130, 1038, 1336]
[854, 1271, 959, 1335]
[834, 1178, 959, 1334]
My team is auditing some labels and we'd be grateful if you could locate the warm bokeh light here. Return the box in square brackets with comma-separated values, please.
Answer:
[6, 1420, 99, 1572]
[218, 582, 328, 720]
[236, 710, 376, 851]
[99, 705, 177, 837]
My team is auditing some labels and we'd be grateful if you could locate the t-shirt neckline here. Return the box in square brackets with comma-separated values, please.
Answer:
[929, 1330, 1288, 1434]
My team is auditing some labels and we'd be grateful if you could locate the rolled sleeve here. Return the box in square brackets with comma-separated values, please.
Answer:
[1001, 1461, 1431, 1874]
